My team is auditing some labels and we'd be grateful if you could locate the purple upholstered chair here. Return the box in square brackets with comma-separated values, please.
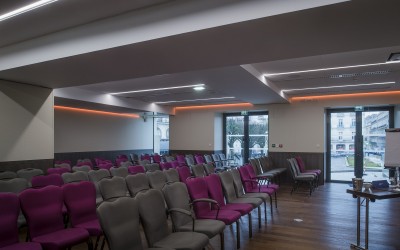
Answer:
[194, 155, 206, 164]
[295, 156, 321, 184]
[177, 166, 192, 183]
[175, 155, 186, 166]
[128, 165, 145, 175]
[170, 161, 180, 169]
[205, 174, 254, 238]
[0, 192, 42, 250]
[47, 168, 70, 176]
[152, 153, 162, 164]
[31, 174, 64, 188]
[97, 162, 113, 171]
[19, 186, 91, 250]
[160, 162, 173, 171]
[141, 154, 152, 162]
[245, 164, 280, 191]
[186, 177, 242, 249]
[63, 181, 103, 250]
[77, 160, 93, 169]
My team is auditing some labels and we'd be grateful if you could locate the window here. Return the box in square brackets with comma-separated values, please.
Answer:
[338, 132, 343, 140]
[338, 119, 344, 128]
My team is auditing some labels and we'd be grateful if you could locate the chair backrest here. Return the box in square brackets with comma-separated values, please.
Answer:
[55, 162, 72, 171]
[152, 154, 162, 163]
[141, 154, 152, 162]
[119, 161, 133, 168]
[230, 168, 246, 196]
[192, 164, 206, 177]
[88, 169, 111, 204]
[176, 155, 186, 165]
[287, 158, 299, 178]
[244, 164, 259, 189]
[185, 154, 195, 163]
[55, 160, 72, 165]
[0, 193, 19, 247]
[72, 165, 91, 172]
[110, 167, 129, 178]
[97, 197, 144, 250]
[128, 165, 146, 175]
[218, 170, 238, 203]
[177, 166, 191, 183]
[238, 166, 254, 192]
[160, 162, 173, 170]
[19, 185, 64, 239]
[194, 155, 205, 164]
[164, 168, 180, 183]
[62, 171, 89, 184]
[147, 170, 167, 191]
[212, 154, 222, 167]
[17, 168, 44, 184]
[186, 177, 212, 217]
[136, 189, 170, 247]
[31, 174, 63, 188]
[144, 163, 160, 172]
[138, 159, 151, 166]
[259, 156, 271, 172]
[204, 154, 214, 164]
[97, 162, 113, 171]
[0, 171, 17, 180]
[162, 182, 192, 229]
[204, 174, 226, 207]
[164, 155, 175, 162]
[289, 158, 301, 176]
[0, 178, 29, 193]
[115, 158, 128, 167]
[63, 181, 97, 227]
[99, 176, 128, 201]
[47, 167, 70, 175]
[170, 161, 180, 168]
[126, 173, 150, 197]
[203, 162, 215, 175]
[249, 158, 262, 175]
[295, 156, 306, 172]
[77, 160, 93, 168]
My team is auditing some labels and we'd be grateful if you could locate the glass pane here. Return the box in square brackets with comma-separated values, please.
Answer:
[154, 116, 169, 155]
[248, 115, 268, 158]
[330, 112, 356, 181]
[225, 116, 244, 166]
[362, 111, 389, 182]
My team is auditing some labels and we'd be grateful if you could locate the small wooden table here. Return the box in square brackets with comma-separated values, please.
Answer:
[346, 188, 400, 250]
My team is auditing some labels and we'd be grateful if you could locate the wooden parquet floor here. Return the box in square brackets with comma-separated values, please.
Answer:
[20, 183, 400, 250]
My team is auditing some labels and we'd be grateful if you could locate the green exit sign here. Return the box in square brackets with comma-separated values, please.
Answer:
[241, 111, 248, 115]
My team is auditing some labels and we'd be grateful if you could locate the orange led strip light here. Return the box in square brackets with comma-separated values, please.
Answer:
[54, 105, 140, 118]
[174, 102, 253, 111]
[291, 90, 400, 101]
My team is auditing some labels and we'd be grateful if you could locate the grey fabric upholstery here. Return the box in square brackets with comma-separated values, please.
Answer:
[119, 161, 133, 168]
[88, 169, 111, 204]
[203, 163, 215, 175]
[185, 155, 195, 166]
[164, 156, 175, 162]
[147, 170, 167, 191]
[162, 182, 225, 239]
[191, 164, 206, 177]
[62, 171, 89, 183]
[126, 173, 150, 197]
[0, 178, 29, 193]
[139, 159, 151, 166]
[110, 167, 129, 178]
[54, 163, 71, 169]
[249, 158, 263, 175]
[0, 171, 17, 180]
[164, 168, 179, 183]
[136, 189, 209, 250]
[144, 163, 160, 172]
[231, 168, 268, 201]
[72, 165, 91, 173]
[16, 168, 43, 185]
[98, 176, 128, 201]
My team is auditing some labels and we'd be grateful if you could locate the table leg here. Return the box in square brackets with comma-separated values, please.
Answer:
[357, 196, 361, 246]
[365, 198, 369, 249]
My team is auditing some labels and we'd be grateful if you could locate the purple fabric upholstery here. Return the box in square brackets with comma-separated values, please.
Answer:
[97, 162, 113, 170]
[175, 155, 186, 166]
[77, 161, 93, 168]
[0, 242, 42, 250]
[128, 165, 145, 175]
[295, 156, 321, 175]
[160, 162, 173, 170]
[244, 164, 279, 191]
[19, 186, 89, 250]
[177, 166, 191, 183]
[170, 161, 180, 168]
[239, 166, 275, 195]
[54, 160, 71, 165]
[0, 193, 20, 247]
[141, 154, 152, 162]
[47, 168, 69, 176]
[31, 175, 63, 188]
[152, 154, 162, 163]
[194, 155, 205, 164]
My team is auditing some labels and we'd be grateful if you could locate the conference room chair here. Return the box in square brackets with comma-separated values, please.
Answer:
[97, 162, 113, 171]
[88, 169, 111, 205]
[31, 174, 64, 188]
[203, 162, 216, 175]
[119, 161, 133, 168]
[0, 170, 17, 180]
[77, 159, 94, 168]
[144, 163, 160, 172]
[211, 154, 223, 168]
[186, 177, 242, 249]
[54, 160, 72, 166]
[72, 165, 92, 173]
[19, 186, 91, 250]
[54, 163, 72, 171]
[287, 158, 317, 196]
[63, 181, 103, 250]
[245, 163, 279, 191]
[136, 189, 209, 249]
[194, 154, 205, 164]
[205, 174, 254, 238]
[0, 192, 42, 250]
[141, 153, 152, 162]
[191, 164, 206, 177]
[258, 156, 287, 183]
[0, 178, 29, 227]
[127, 165, 146, 175]
[94, 158, 112, 167]
[17, 168, 44, 186]
[162, 182, 226, 249]
[96, 196, 173, 250]
[219, 153, 236, 167]
[47, 167, 70, 176]
[110, 167, 129, 178]
[160, 162, 173, 170]
[218, 170, 263, 228]
[98, 176, 129, 202]
[129, 153, 139, 165]
[152, 153, 162, 164]
[147, 170, 168, 191]
[164, 168, 180, 183]
[62, 171, 89, 184]
[175, 154, 187, 166]
[138, 159, 151, 166]
[177, 166, 192, 183]
[126, 173, 151, 197]
[295, 156, 321, 184]
[185, 154, 195, 166]
[164, 155, 175, 162]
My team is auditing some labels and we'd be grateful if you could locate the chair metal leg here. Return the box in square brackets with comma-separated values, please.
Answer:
[87, 237, 94, 250]
[94, 235, 100, 250]
[257, 206, 261, 229]
[236, 221, 240, 249]
[275, 192, 278, 208]
[220, 231, 224, 250]
[248, 213, 252, 238]
[264, 201, 267, 222]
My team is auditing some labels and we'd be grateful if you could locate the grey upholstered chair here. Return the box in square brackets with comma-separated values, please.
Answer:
[0, 178, 29, 227]
[0, 171, 17, 180]
[162, 182, 226, 249]
[287, 158, 316, 195]
[97, 197, 173, 250]
[138, 159, 151, 166]
[16, 168, 44, 186]
[164, 168, 179, 183]
[191, 164, 206, 177]
[62, 171, 89, 184]
[218, 170, 263, 228]
[88, 169, 111, 205]
[203, 162, 216, 175]
[125, 173, 150, 197]
[119, 161, 133, 168]
[185, 155, 195, 166]
[98, 176, 128, 201]
[147, 170, 167, 191]
[136, 189, 209, 249]
[110, 167, 129, 178]
[144, 163, 160, 172]
[72, 165, 91, 173]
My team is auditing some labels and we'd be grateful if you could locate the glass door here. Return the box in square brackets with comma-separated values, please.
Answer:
[327, 107, 393, 182]
[224, 112, 268, 166]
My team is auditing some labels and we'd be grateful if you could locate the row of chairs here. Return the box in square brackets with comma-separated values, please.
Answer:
[287, 157, 321, 195]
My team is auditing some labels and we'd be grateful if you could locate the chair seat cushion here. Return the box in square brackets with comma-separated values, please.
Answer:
[154, 232, 209, 250]
[231, 197, 263, 207]
[303, 169, 321, 175]
[0, 242, 42, 250]
[222, 203, 252, 215]
[32, 228, 89, 250]
[240, 192, 268, 201]
[295, 175, 315, 181]
[178, 219, 225, 238]
[197, 209, 241, 225]
[75, 219, 102, 236]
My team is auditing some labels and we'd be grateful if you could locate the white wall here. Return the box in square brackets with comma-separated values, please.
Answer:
[0, 80, 54, 161]
[55, 109, 153, 153]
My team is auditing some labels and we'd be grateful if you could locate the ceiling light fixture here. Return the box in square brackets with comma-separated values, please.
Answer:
[154, 96, 235, 104]
[282, 81, 395, 92]
[54, 105, 140, 118]
[0, 0, 59, 22]
[174, 103, 253, 111]
[291, 90, 400, 101]
[263, 61, 400, 77]
[109, 84, 205, 95]
[193, 86, 205, 91]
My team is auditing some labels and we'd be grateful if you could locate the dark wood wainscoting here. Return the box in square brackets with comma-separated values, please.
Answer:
[169, 150, 223, 156]
[0, 159, 53, 172]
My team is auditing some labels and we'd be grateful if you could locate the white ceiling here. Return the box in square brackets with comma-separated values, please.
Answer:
[0, 0, 400, 113]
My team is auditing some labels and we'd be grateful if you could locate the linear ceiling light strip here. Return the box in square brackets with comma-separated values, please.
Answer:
[0, 0, 59, 22]
[155, 96, 235, 104]
[174, 103, 253, 111]
[54, 105, 139, 118]
[109, 84, 205, 95]
[282, 82, 395, 92]
[291, 90, 400, 101]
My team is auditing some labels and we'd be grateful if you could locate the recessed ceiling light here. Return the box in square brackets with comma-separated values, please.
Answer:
[154, 96, 235, 104]
[193, 86, 205, 91]
[110, 84, 205, 95]
[0, 0, 59, 22]
[281, 81, 395, 92]
[388, 52, 400, 62]
[263, 61, 400, 77]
